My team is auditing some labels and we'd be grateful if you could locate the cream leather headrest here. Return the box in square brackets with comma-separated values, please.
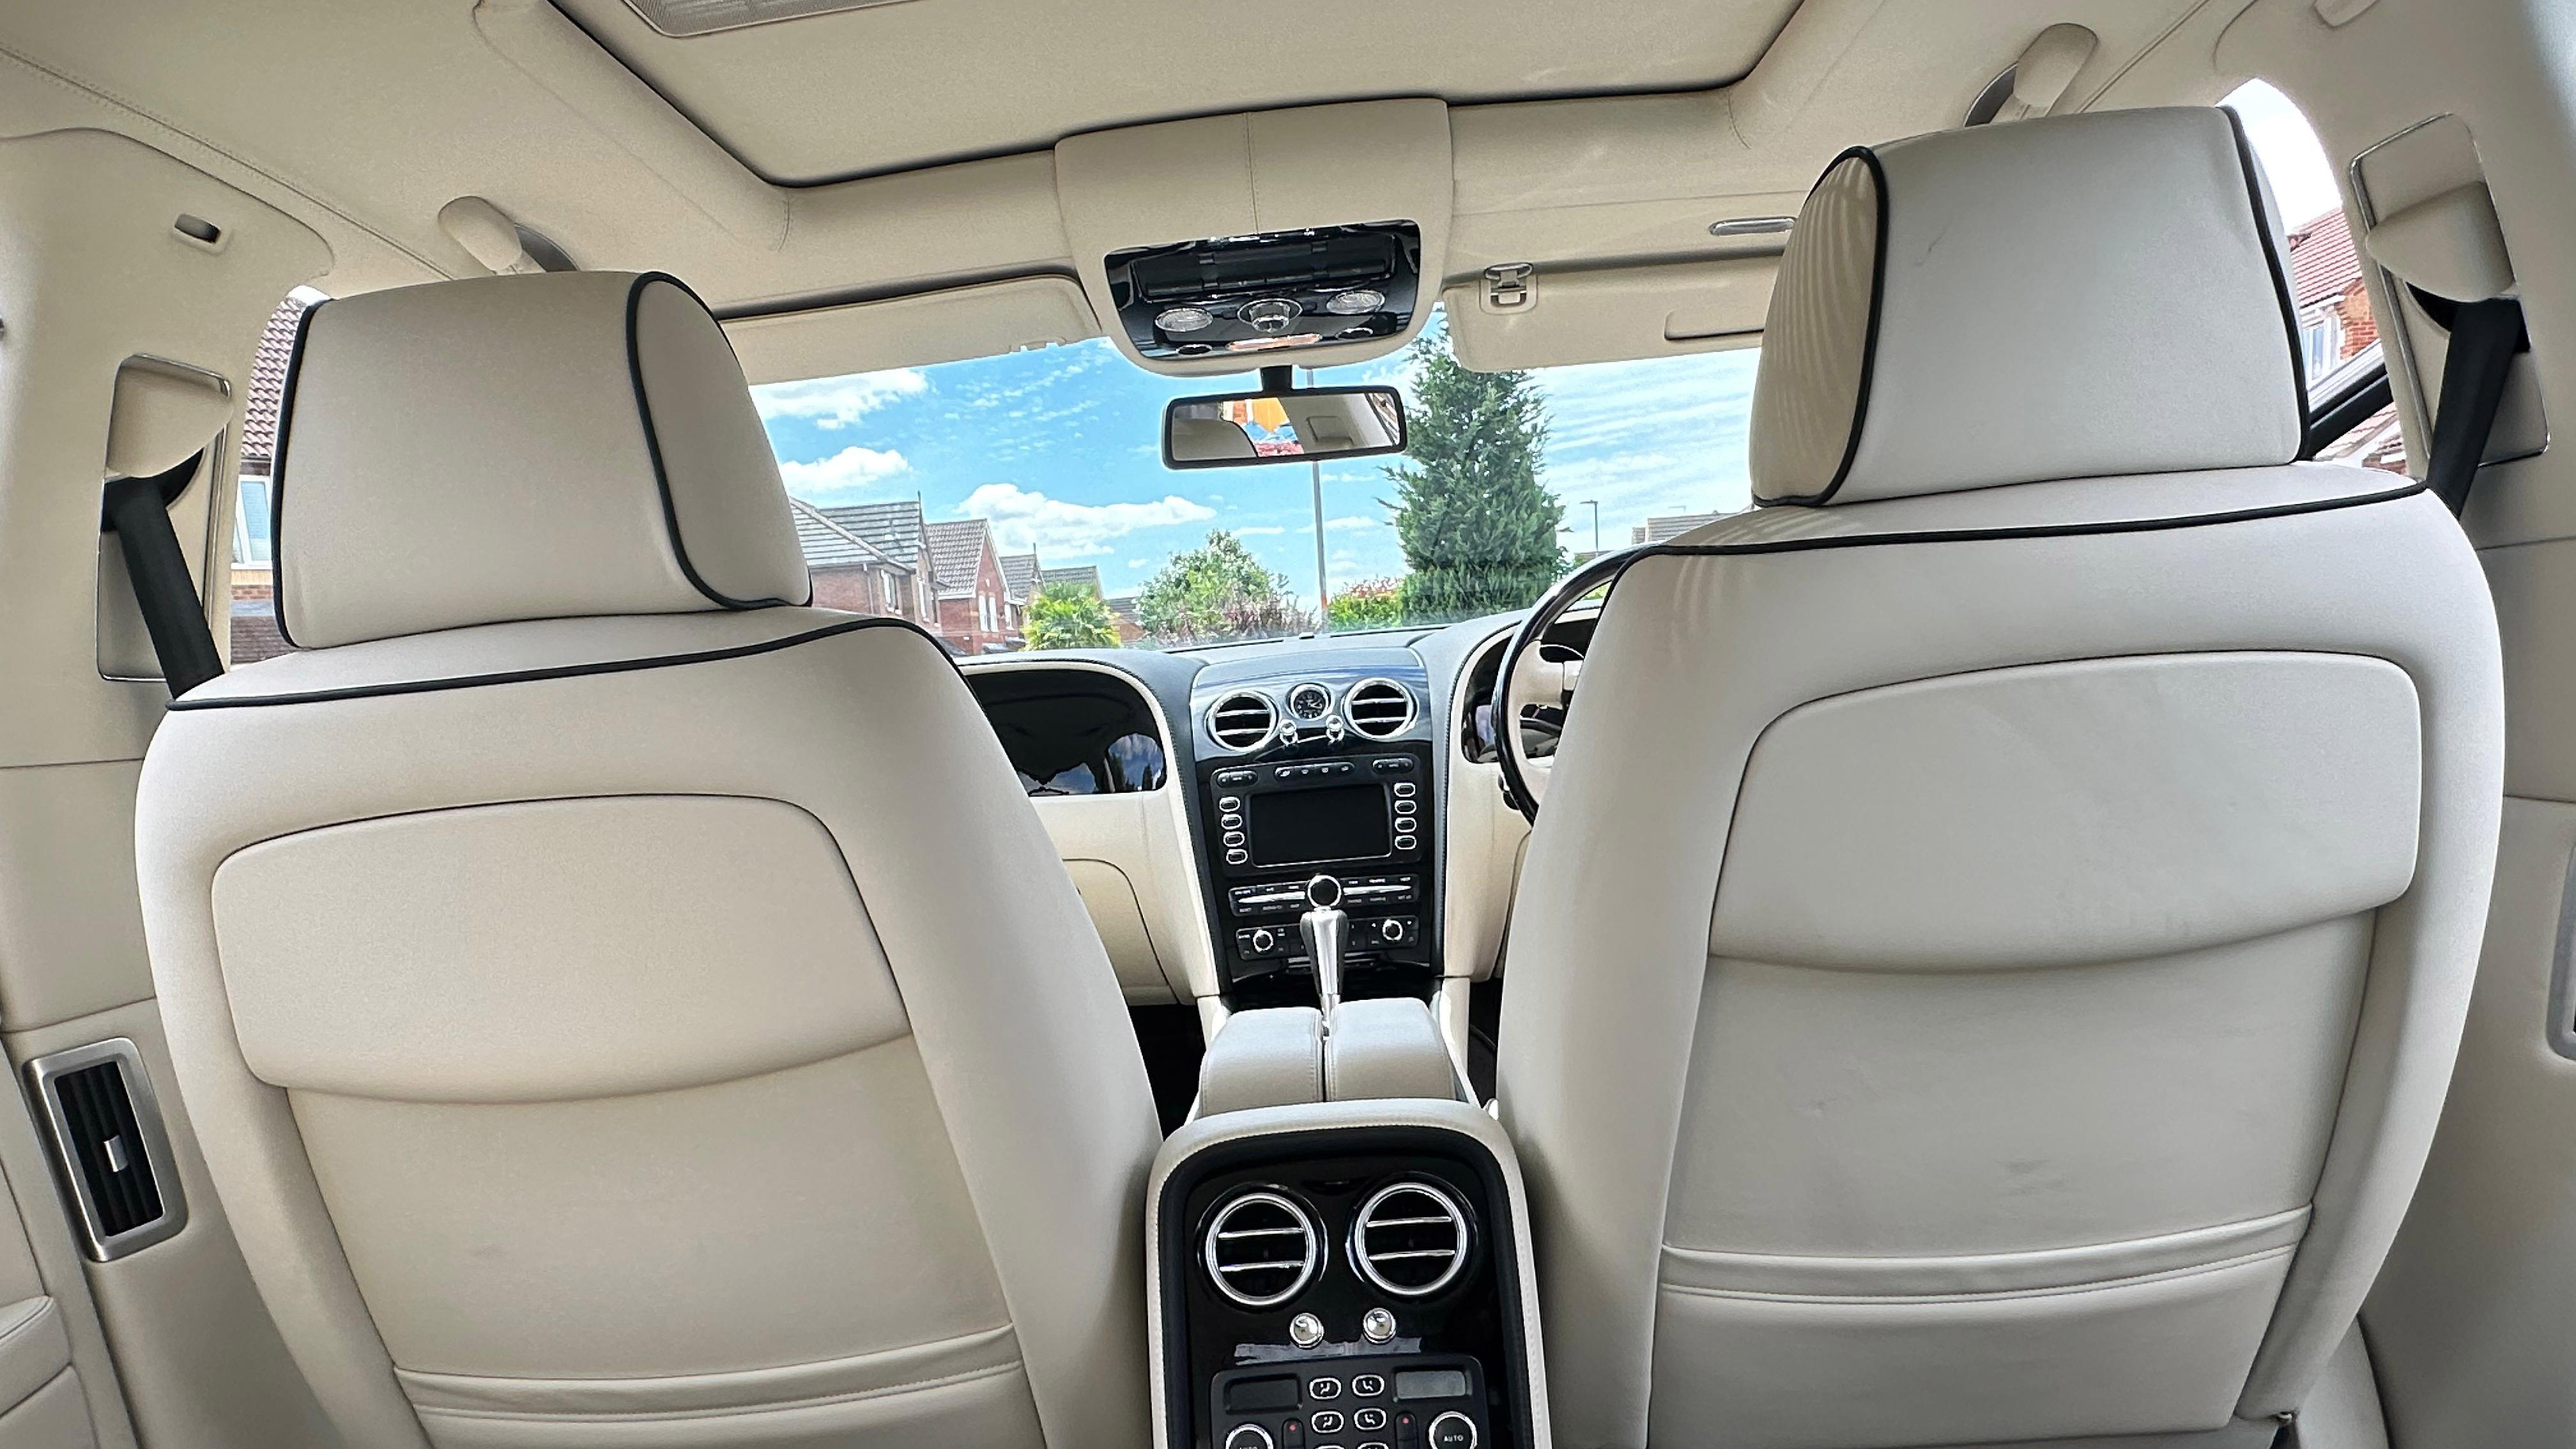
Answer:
[273, 272, 809, 648]
[1749, 107, 2305, 507]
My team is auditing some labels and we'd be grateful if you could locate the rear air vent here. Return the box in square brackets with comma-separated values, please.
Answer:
[1349, 1179, 1468, 1298]
[1203, 1188, 1321, 1308]
[1209, 691, 1277, 751]
[27, 1040, 185, 1261]
[1345, 678, 1414, 739]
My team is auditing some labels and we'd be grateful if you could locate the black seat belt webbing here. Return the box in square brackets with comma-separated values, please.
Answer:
[100, 450, 224, 698]
[2424, 296, 2526, 517]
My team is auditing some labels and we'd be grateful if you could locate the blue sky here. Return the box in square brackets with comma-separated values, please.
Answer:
[754, 332, 1759, 603]
[751, 81, 2333, 605]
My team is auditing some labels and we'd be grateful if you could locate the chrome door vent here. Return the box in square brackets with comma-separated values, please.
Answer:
[1209, 692, 1278, 751]
[27, 1039, 185, 1261]
[1349, 1179, 1468, 1298]
[1345, 678, 1415, 738]
[1203, 1188, 1320, 1308]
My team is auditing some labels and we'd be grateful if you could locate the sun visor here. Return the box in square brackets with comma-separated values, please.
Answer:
[723, 277, 1100, 385]
[1055, 99, 1452, 377]
[1443, 257, 1774, 373]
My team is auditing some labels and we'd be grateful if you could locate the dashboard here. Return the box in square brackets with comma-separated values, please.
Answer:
[958, 618, 1546, 1032]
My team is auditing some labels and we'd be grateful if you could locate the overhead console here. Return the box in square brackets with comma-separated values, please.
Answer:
[1057, 99, 1453, 377]
[1108, 222, 1423, 362]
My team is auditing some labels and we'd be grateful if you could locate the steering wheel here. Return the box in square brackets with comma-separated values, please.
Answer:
[1491, 548, 1633, 823]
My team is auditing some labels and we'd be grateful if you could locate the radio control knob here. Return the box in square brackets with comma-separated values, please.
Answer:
[1250, 928, 1275, 954]
[1427, 1411, 1476, 1449]
[1379, 919, 1408, 944]
[1227, 1425, 1278, 1449]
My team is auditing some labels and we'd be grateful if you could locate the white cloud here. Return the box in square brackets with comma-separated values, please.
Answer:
[1324, 514, 1382, 532]
[1234, 525, 1290, 537]
[960, 482, 1216, 559]
[753, 369, 928, 429]
[779, 445, 910, 497]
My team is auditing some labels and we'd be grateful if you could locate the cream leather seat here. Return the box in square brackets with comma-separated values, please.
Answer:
[134, 272, 1160, 1449]
[1496, 109, 2503, 1449]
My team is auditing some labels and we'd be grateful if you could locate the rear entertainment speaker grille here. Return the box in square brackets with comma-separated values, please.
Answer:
[1210, 692, 1277, 750]
[1349, 1179, 1468, 1298]
[1345, 678, 1414, 738]
[1204, 1189, 1321, 1309]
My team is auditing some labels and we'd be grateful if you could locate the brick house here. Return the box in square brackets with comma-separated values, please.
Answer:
[227, 293, 311, 664]
[790, 498, 923, 622]
[2288, 209, 2406, 473]
[1000, 552, 1043, 624]
[808, 500, 938, 627]
[925, 518, 1018, 654]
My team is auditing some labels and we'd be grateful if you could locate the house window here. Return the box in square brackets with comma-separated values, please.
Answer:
[234, 477, 273, 565]
[2301, 309, 2342, 380]
[979, 595, 994, 633]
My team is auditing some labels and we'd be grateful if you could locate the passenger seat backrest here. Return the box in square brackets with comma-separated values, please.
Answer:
[135, 272, 1162, 1449]
[1496, 108, 2503, 1449]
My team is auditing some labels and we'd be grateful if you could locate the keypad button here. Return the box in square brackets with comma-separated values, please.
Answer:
[1393, 781, 1416, 797]
[1227, 848, 1248, 865]
[1310, 1412, 1344, 1434]
[1354, 1408, 1388, 1431]
[1394, 799, 1416, 816]
[1352, 1374, 1388, 1397]
[1308, 1377, 1342, 1400]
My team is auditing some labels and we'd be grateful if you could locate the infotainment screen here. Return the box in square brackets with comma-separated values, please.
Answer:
[1248, 783, 1391, 868]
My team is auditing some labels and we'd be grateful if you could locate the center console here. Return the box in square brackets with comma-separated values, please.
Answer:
[1202, 737, 1436, 1006]
[1149, 1100, 1551, 1449]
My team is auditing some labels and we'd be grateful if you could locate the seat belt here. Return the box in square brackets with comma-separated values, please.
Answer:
[100, 450, 224, 697]
[2423, 296, 2526, 517]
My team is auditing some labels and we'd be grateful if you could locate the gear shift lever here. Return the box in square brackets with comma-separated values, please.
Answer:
[1301, 874, 1347, 1020]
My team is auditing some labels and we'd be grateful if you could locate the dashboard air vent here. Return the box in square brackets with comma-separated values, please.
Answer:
[1203, 1189, 1321, 1308]
[1345, 678, 1414, 739]
[1349, 1180, 1468, 1298]
[1209, 691, 1277, 751]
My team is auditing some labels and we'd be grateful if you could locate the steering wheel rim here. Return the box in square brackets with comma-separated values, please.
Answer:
[1491, 548, 1634, 823]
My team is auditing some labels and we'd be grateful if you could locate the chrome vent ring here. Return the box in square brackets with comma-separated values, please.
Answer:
[1345, 678, 1415, 738]
[1209, 691, 1278, 751]
[1349, 1179, 1469, 1299]
[1204, 1189, 1321, 1309]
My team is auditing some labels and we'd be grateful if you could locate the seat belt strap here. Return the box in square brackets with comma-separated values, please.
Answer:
[2424, 297, 2525, 517]
[101, 452, 224, 698]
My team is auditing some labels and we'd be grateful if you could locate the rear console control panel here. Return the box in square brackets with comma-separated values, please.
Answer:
[1153, 1122, 1542, 1449]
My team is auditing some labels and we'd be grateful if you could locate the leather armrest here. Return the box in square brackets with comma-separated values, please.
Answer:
[1325, 998, 1465, 1103]
[1197, 1008, 1322, 1117]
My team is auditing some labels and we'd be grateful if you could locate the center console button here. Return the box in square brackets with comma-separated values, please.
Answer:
[1393, 780, 1416, 797]
[1224, 830, 1246, 847]
[1222, 812, 1243, 829]
[1219, 794, 1243, 810]
[1426, 1413, 1475, 1449]
[1227, 848, 1249, 865]
[1310, 1411, 1344, 1434]
[1307, 1376, 1342, 1400]
[1354, 1408, 1388, 1431]
[1225, 1427, 1276, 1449]
[1352, 1373, 1388, 1397]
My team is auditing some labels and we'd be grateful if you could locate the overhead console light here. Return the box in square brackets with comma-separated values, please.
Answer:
[1106, 222, 1423, 362]
[616, 0, 922, 39]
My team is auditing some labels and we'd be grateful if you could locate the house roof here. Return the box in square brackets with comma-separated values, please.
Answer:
[239, 293, 312, 473]
[923, 518, 993, 597]
[2287, 208, 2363, 312]
[1632, 512, 1722, 544]
[813, 500, 927, 567]
[1039, 565, 1103, 596]
[999, 551, 1043, 602]
[788, 497, 909, 572]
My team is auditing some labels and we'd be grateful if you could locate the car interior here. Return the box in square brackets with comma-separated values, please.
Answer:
[0, 1, 2566, 1448]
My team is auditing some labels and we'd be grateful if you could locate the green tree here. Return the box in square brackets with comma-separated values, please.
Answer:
[1328, 578, 1404, 631]
[1383, 321, 1565, 622]
[1135, 530, 1313, 645]
[1023, 579, 1121, 650]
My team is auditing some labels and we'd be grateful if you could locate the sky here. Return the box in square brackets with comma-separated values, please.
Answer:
[753, 80, 2336, 607]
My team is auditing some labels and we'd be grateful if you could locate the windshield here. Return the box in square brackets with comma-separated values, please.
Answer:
[754, 318, 1757, 653]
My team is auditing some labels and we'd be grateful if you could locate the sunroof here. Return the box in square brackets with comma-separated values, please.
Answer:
[618, 0, 920, 39]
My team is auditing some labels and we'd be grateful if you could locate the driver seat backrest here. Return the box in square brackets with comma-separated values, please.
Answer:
[1495, 107, 2502, 1449]
[132, 271, 1160, 1449]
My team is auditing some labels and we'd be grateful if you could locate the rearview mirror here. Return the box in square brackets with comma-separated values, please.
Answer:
[1162, 367, 1406, 470]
